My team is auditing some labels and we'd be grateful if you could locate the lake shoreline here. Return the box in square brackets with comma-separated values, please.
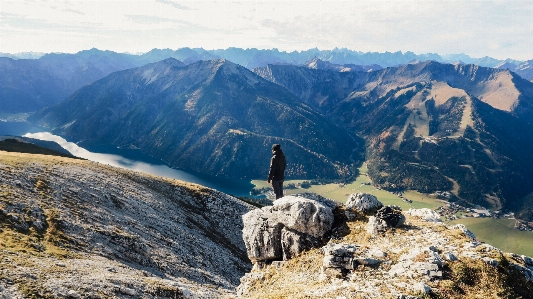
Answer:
[22, 132, 261, 199]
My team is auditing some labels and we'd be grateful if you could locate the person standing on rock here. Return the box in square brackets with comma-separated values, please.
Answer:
[268, 144, 286, 199]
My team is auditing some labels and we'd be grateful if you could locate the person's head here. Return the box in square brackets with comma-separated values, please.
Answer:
[272, 144, 281, 152]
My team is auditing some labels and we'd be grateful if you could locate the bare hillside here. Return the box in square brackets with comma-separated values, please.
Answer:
[0, 151, 253, 298]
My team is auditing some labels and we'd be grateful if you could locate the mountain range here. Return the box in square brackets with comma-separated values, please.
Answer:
[2, 48, 532, 114]
[3, 48, 533, 219]
[4, 47, 533, 74]
[30, 58, 362, 180]
[253, 61, 533, 218]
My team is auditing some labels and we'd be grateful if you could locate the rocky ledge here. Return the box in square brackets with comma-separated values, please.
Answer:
[238, 193, 533, 298]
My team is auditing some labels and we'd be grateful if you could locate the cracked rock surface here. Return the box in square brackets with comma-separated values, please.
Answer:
[241, 195, 335, 263]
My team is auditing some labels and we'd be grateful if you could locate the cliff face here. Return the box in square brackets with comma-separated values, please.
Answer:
[0, 151, 253, 298]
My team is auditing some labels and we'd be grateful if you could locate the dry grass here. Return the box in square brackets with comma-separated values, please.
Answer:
[415, 238, 533, 299]
[241, 212, 533, 299]
[245, 249, 326, 299]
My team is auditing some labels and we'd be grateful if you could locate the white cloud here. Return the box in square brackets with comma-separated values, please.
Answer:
[1, 0, 532, 60]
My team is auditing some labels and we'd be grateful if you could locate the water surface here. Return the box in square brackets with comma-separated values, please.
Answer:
[23, 132, 257, 197]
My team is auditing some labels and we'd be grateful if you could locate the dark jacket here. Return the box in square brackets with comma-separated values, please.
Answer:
[268, 148, 286, 181]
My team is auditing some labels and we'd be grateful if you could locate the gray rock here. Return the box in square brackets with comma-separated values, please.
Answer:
[451, 224, 476, 240]
[345, 209, 359, 221]
[321, 243, 383, 277]
[366, 216, 387, 235]
[412, 282, 432, 294]
[271, 196, 334, 238]
[67, 290, 80, 299]
[242, 195, 335, 263]
[281, 227, 320, 261]
[375, 206, 405, 227]
[354, 257, 381, 265]
[322, 243, 358, 257]
[292, 193, 340, 210]
[242, 209, 283, 262]
[345, 193, 383, 215]
[322, 243, 358, 270]
[442, 252, 458, 261]
[510, 264, 533, 281]
[368, 248, 387, 258]
[427, 251, 444, 267]
[405, 208, 442, 222]
[522, 255, 533, 267]
[119, 287, 137, 296]
[366, 207, 406, 236]
[415, 262, 442, 278]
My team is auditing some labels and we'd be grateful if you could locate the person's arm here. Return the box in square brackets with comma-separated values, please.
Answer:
[268, 155, 276, 183]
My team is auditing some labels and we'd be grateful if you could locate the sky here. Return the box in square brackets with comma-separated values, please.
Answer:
[1, 0, 532, 60]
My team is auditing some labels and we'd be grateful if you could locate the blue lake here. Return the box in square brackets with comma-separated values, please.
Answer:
[18, 131, 259, 198]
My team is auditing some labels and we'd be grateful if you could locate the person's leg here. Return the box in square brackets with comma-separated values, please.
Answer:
[272, 180, 283, 199]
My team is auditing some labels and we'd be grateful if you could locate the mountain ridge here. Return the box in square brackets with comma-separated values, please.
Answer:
[30, 58, 363, 180]
[2, 48, 532, 115]
[4, 48, 530, 77]
[253, 61, 533, 218]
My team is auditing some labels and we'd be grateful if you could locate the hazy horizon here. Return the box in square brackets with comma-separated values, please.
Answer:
[1, 1, 532, 61]
[0, 46, 518, 61]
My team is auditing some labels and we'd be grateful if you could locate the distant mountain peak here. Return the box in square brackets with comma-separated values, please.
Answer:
[304, 57, 332, 69]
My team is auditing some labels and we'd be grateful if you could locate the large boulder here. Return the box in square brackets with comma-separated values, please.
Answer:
[271, 196, 334, 238]
[242, 195, 335, 263]
[280, 227, 321, 260]
[241, 209, 283, 262]
[345, 193, 383, 217]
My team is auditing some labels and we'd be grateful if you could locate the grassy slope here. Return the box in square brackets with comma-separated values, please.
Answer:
[0, 150, 252, 298]
[448, 217, 533, 257]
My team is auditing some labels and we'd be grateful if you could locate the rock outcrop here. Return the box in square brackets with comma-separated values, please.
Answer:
[345, 192, 383, 214]
[0, 151, 253, 298]
[322, 243, 382, 277]
[405, 208, 442, 222]
[242, 195, 337, 264]
[238, 193, 533, 298]
[366, 205, 406, 236]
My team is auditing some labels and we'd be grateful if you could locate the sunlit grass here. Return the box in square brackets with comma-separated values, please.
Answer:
[448, 217, 533, 257]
